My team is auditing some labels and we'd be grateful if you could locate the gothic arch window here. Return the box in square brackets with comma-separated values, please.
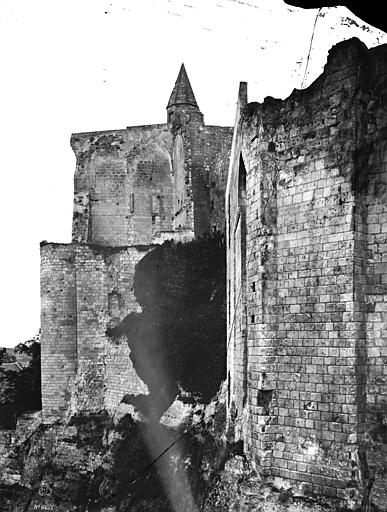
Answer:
[237, 154, 247, 276]
[239, 155, 248, 406]
[238, 155, 246, 214]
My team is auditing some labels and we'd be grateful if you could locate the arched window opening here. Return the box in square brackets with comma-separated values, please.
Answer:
[239, 155, 248, 409]
[233, 154, 248, 411]
[237, 155, 247, 274]
[238, 155, 247, 213]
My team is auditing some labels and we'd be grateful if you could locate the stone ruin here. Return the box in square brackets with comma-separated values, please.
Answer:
[38, 39, 387, 505]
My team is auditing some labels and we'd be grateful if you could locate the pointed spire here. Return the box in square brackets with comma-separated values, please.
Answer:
[167, 63, 199, 109]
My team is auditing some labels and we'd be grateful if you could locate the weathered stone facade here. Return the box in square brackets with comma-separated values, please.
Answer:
[40, 243, 150, 420]
[40, 64, 233, 422]
[39, 39, 387, 506]
[226, 38, 387, 503]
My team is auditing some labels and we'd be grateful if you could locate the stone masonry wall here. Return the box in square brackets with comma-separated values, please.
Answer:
[71, 125, 174, 246]
[207, 126, 234, 233]
[172, 133, 194, 235]
[41, 243, 151, 421]
[41, 244, 77, 421]
[71, 120, 232, 246]
[172, 120, 233, 237]
[357, 45, 387, 489]
[43, 75, 233, 422]
[74, 244, 150, 413]
[226, 84, 249, 424]
[227, 39, 387, 504]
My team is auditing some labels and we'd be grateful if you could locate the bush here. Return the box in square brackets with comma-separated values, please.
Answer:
[108, 233, 226, 415]
[0, 333, 41, 428]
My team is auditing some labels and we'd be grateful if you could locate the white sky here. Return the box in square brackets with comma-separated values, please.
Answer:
[0, 0, 386, 347]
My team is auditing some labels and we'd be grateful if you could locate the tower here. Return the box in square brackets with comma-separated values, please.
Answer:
[167, 63, 204, 127]
[167, 63, 233, 236]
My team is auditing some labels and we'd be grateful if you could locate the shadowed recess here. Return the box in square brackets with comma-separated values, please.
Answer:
[107, 232, 226, 419]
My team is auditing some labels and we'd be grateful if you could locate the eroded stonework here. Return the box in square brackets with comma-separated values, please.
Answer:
[39, 40, 387, 507]
[40, 64, 233, 422]
[226, 38, 387, 504]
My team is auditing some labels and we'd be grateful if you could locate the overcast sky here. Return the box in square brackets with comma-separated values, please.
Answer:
[0, 0, 386, 348]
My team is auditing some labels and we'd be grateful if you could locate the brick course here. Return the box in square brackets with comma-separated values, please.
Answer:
[226, 38, 387, 503]
[38, 46, 387, 504]
[41, 243, 150, 420]
[41, 65, 232, 421]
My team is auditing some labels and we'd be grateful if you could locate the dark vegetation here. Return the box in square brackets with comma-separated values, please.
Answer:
[0, 350, 15, 365]
[0, 333, 41, 429]
[107, 232, 226, 418]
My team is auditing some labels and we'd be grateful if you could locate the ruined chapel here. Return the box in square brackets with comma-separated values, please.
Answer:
[40, 38, 387, 504]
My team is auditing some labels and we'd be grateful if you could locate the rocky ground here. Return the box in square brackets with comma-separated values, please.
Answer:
[0, 395, 385, 512]
[0, 393, 219, 512]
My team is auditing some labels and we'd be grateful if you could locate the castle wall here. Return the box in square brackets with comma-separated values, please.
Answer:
[227, 39, 387, 502]
[207, 126, 234, 233]
[104, 247, 151, 408]
[71, 120, 232, 246]
[41, 244, 77, 421]
[360, 48, 387, 480]
[172, 121, 233, 237]
[72, 245, 107, 412]
[172, 133, 193, 233]
[71, 125, 174, 246]
[73, 245, 150, 412]
[226, 86, 249, 421]
[363, 139, 387, 497]
[42, 69, 233, 422]
[41, 243, 151, 421]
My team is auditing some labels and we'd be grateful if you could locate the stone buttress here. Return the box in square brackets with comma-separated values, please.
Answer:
[226, 38, 387, 504]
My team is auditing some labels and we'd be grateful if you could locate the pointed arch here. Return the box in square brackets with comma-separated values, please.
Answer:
[232, 153, 248, 411]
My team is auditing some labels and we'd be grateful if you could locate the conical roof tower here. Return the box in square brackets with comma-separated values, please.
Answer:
[167, 63, 203, 125]
[168, 63, 199, 109]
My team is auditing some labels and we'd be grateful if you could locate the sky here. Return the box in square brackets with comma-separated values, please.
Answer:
[0, 0, 386, 348]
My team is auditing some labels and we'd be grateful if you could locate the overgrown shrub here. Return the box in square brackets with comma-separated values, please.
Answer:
[107, 232, 226, 416]
[0, 334, 41, 428]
